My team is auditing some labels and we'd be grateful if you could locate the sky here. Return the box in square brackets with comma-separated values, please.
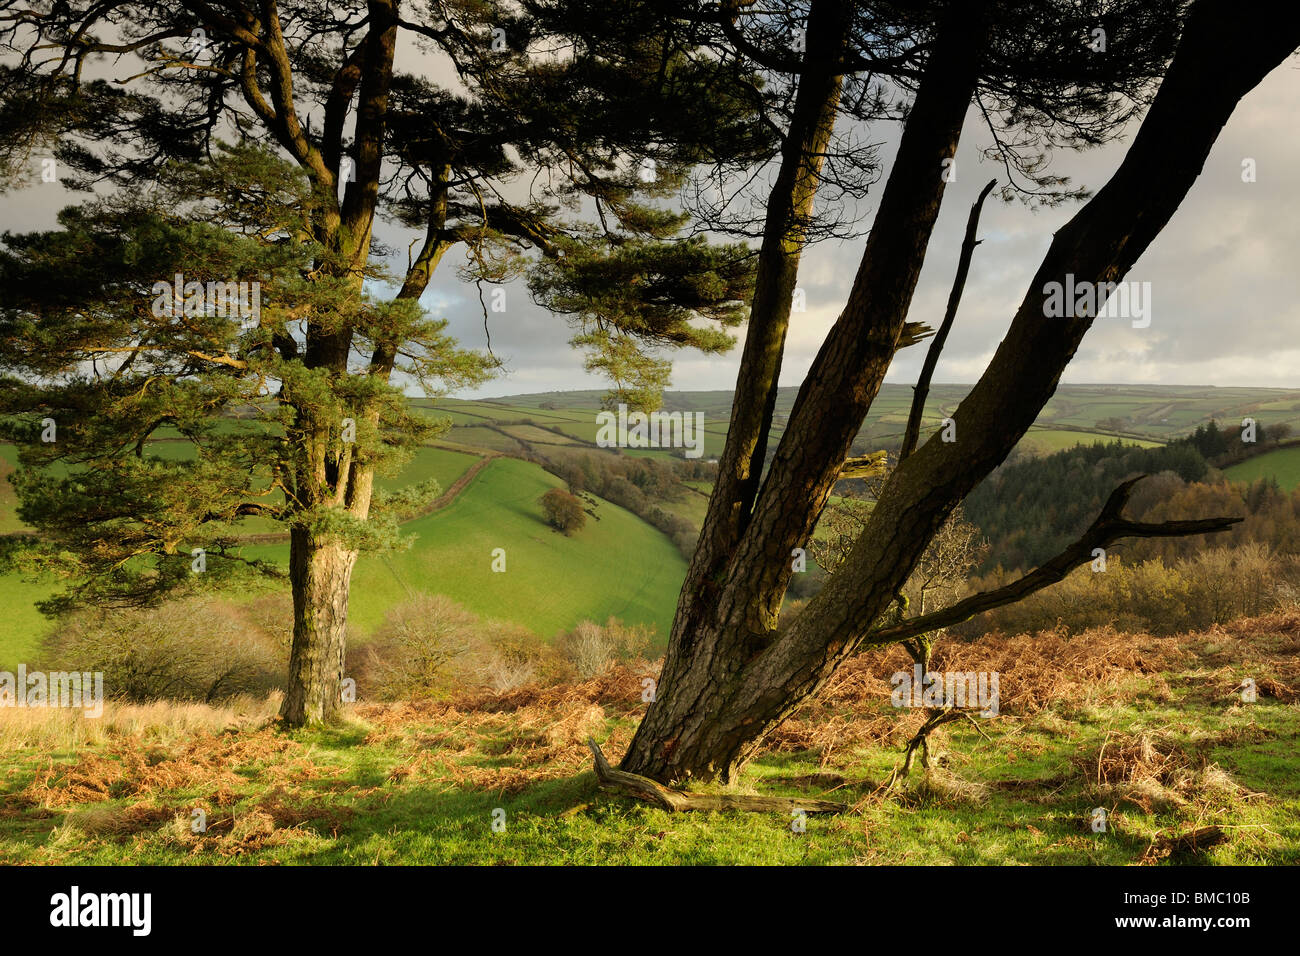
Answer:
[437, 55, 1300, 399]
[4, 41, 1298, 400]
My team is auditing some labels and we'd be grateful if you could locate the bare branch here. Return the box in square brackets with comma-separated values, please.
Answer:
[900, 177, 996, 461]
[863, 476, 1242, 647]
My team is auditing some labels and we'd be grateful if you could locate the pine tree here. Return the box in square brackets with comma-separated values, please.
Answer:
[0, 0, 772, 724]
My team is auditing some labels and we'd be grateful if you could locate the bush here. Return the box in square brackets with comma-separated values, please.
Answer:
[40, 598, 284, 702]
[480, 627, 564, 692]
[956, 543, 1286, 637]
[540, 487, 587, 534]
[356, 594, 566, 698]
[555, 617, 652, 677]
[357, 594, 482, 699]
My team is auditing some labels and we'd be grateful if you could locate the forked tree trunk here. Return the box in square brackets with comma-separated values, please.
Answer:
[621, 0, 1300, 784]
[622, 0, 987, 784]
[281, 528, 359, 725]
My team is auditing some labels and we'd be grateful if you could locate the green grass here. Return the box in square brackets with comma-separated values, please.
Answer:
[1017, 428, 1161, 456]
[240, 456, 687, 641]
[498, 424, 581, 445]
[377, 446, 480, 492]
[1224, 445, 1300, 491]
[448, 425, 526, 454]
[0, 576, 58, 670]
[659, 488, 710, 529]
[458, 384, 1300, 460]
[0, 455, 685, 663]
[2, 627, 1295, 865]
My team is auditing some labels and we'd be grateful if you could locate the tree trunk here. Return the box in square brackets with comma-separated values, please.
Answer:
[281, 528, 359, 725]
[622, 0, 988, 784]
[688, 0, 848, 590]
[622, 0, 1300, 784]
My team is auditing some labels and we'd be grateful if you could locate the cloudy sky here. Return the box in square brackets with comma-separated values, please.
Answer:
[433, 54, 1300, 399]
[5, 47, 1297, 400]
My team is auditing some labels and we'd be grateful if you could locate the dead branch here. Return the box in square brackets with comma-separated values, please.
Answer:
[900, 178, 997, 461]
[586, 738, 845, 814]
[864, 475, 1242, 648]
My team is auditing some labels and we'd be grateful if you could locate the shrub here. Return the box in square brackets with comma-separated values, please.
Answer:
[40, 598, 284, 702]
[477, 625, 566, 692]
[956, 542, 1286, 637]
[356, 594, 565, 698]
[357, 594, 482, 699]
[556, 617, 653, 677]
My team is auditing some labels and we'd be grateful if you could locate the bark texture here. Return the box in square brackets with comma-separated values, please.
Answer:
[282, 530, 359, 725]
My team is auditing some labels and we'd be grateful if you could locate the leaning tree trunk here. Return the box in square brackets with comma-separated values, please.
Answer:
[623, 0, 987, 783]
[281, 528, 359, 725]
[621, 0, 1300, 784]
[687, 0, 848, 593]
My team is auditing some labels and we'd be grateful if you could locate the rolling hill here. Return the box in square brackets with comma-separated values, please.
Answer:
[6, 382, 1300, 667]
[0, 453, 686, 667]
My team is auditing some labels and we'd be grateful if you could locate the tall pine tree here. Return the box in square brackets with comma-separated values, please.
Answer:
[0, 0, 772, 724]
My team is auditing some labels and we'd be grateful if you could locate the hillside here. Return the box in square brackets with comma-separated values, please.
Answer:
[7, 382, 1300, 665]
[473, 383, 1300, 452]
[243, 457, 686, 640]
[0, 454, 687, 666]
[1225, 445, 1300, 491]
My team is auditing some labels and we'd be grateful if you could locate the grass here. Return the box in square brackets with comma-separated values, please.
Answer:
[242, 456, 686, 641]
[1225, 445, 1300, 491]
[0, 577, 60, 670]
[2, 612, 1296, 865]
[378, 445, 480, 492]
[0, 455, 686, 663]
[659, 487, 711, 528]
[1016, 428, 1160, 455]
[499, 424, 581, 445]
[468, 384, 1300, 448]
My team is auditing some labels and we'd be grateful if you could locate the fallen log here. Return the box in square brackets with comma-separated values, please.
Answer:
[586, 738, 846, 814]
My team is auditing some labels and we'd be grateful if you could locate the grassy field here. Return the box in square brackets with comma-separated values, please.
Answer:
[1017, 427, 1161, 456]
[478, 384, 1300, 452]
[659, 488, 711, 529]
[0, 455, 687, 666]
[0, 578, 57, 669]
[270, 456, 686, 640]
[1, 612, 1296, 864]
[0, 442, 497, 665]
[1224, 445, 1300, 491]
[5, 382, 1297, 671]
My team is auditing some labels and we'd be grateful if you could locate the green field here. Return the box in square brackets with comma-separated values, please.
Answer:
[377, 446, 480, 492]
[659, 488, 710, 529]
[0, 456, 687, 665]
[0, 578, 56, 669]
[474, 383, 1300, 453]
[1224, 445, 1300, 490]
[7, 381, 1300, 667]
[1017, 427, 1161, 456]
[244, 456, 687, 641]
